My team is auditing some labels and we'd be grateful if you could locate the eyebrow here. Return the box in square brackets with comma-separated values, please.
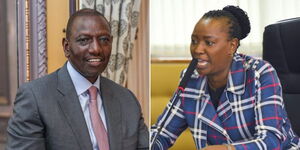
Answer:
[203, 35, 216, 39]
[75, 35, 89, 39]
[191, 34, 217, 39]
[75, 31, 111, 38]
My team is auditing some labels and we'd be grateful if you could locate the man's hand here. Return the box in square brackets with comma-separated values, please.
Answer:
[202, 144, 235, 150]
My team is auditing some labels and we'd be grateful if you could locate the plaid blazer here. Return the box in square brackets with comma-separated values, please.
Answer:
[151, 53, 300, 150]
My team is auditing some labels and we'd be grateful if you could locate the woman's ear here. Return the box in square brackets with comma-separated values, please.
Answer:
[62, 38, 70, 58]
[229, 38, 239, 55]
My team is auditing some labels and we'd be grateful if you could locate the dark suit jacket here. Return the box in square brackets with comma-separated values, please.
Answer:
[6, 64, 149, 150]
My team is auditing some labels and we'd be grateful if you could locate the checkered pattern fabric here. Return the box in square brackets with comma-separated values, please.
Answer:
[151, 53, 300, 150]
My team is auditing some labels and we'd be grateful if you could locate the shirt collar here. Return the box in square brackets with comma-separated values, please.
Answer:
[67, 61, 100, 96]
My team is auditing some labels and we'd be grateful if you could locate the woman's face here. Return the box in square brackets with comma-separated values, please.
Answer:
[190, 17, 237, 77]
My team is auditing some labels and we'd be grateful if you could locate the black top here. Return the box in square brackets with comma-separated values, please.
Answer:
[208, 85, 226, 109]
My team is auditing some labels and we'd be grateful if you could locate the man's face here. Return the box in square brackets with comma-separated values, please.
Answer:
[63, 15, 112, 83]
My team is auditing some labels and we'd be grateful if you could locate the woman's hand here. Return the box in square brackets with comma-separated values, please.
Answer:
[202, 144, 235, 150]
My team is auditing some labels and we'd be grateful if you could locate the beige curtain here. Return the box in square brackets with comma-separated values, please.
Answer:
[127, 0, 149, 125]
[80, 0, 141, 86]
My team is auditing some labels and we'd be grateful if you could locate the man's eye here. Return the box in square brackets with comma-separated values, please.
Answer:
[99, 36, 111, 44]
[77, 38, 90, 45]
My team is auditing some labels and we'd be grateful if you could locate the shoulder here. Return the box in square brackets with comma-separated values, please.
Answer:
[13, 70, 61, 118]
[17, 68, 62, 101]
[236, 53, 276, 75]
[20, 69, 59, 90]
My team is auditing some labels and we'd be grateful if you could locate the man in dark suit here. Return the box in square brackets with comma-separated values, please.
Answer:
[6, 8, 149, 150]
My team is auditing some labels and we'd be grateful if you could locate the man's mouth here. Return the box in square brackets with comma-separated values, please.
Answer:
[87, 58, 103, 62]
[87, 58, 104, 66]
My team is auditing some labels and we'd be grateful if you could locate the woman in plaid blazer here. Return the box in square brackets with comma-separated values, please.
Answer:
[151, 5, 300, 150]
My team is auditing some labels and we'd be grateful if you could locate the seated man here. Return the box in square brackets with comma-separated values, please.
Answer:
[7, 8, 149, 150]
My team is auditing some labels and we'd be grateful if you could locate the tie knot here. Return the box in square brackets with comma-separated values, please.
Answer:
[88, 86, 98, 100]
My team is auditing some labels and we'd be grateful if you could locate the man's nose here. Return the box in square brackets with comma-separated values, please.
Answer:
[89, 39, 102, 54]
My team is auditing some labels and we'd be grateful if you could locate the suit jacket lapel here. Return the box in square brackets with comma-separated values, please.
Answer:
[100, 77, 122, 150]
[56, 64, 93, 150]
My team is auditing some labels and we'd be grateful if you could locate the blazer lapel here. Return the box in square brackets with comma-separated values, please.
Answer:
[199, 94, 223, 130]
[100, 77, 122, 150]
[56, 64, 93, 150]
[195, 77, 231, 140]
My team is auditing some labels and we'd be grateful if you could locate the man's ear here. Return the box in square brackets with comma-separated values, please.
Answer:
[62, 38, 70, 58]
[229, 38, 239, 55]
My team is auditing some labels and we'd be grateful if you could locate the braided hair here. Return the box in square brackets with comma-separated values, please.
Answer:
[202, 5, 251, 46]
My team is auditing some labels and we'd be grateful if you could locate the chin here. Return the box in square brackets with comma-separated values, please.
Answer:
[82, 71, 100, 78]
[197, 69, 208, 76]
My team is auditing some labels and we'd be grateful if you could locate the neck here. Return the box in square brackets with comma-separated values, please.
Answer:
[208, 76, 227, 91]
[86, 76, 98, 84]
[207, 69, 230, 90]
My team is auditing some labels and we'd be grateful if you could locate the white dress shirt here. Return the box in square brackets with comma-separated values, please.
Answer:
[67, 61, 107, 150]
